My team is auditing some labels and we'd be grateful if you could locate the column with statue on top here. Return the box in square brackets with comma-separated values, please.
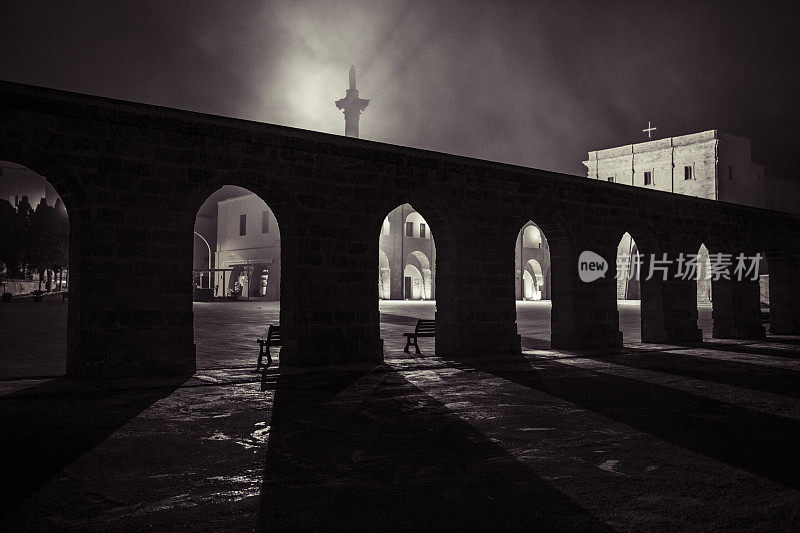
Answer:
[335, 65, 369, 138]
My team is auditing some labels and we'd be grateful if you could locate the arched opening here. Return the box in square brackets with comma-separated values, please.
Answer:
[0, 161, 70, 378]
[616, 233, 641, 301]
[696, 242, 713, 338]
[515, 221, 550, 300]
[406, 250, 433, 300]
[378, 203, 437, 353]
[514, 220, 552, 348]
[193, 185, 280, 369]
[378, 203, 436, 301]
[615, 230, 649, 344]
[523, 259, 544, 300]
[697, 243, 712, 304]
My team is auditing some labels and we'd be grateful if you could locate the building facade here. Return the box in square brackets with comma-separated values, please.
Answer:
[583, 130, 766, 206]
[213, 194, 281, 300]
[583, 130, 779, 302]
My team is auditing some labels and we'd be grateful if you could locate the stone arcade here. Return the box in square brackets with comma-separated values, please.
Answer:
[1, 81, 799, 378]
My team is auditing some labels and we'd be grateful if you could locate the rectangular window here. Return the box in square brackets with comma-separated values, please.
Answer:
[406, 221, 413, 237]
[239, 214, 246, 236]
[607, 176, 615, 183]
[644, 171, 653, 185]
[420, 223, 427, 239]
[684, 165, 693, 180]
[262, 210, 269, 233]
[728, 165, 732, 180]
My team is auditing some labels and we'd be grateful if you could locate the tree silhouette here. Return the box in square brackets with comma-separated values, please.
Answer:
[26, 199, 69, 290]
[0, 198, 23, 278]
[0, 196, 69, 289]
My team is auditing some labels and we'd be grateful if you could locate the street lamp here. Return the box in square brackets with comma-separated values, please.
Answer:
[194, 231, 212, 290]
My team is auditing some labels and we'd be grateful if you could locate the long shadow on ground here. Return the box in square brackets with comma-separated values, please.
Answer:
[447, 352, 800, 492]
[759, 335, 800, 347]
[0, 376, 188, 520]
[687, 339, 800, 359]
[257, 366, 610, 531]
[582, 348, 800, 399]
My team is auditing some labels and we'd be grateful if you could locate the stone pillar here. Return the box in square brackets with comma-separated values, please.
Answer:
[434, 232, 521, 358]
[277, 209, 384, 367]
[67, 202, 196, 378]
[550, 242, 622, 349]
[767, 252, 800, 335]
[711, 272, 765, 340]
[640, 252, 703, 344]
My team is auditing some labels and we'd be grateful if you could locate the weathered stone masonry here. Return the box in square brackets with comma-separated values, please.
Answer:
[1, 81, 799, 378]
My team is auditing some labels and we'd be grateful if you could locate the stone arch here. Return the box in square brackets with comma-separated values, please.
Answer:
[696, 243, 712, 304]
[523, 259, 544, 300]
[684, 234, 730, 330]
[514, 220, 552, 301]
[375, 200, 439, 301]
[609, 224, 663, 344]
[192, 185, 283, 367]
[371, 195, 451, 248]
[0, 160, 71, 376]
[408, 250, 433, 299]
[184, 169, 303, 290]
[194, 186, 282, 300]
[615, 232, 642, 300]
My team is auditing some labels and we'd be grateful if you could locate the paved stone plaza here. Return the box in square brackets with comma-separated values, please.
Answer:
[2, 299, 800, 530]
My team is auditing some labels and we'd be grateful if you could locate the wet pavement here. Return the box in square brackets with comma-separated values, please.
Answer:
[1, 299, 800, 530]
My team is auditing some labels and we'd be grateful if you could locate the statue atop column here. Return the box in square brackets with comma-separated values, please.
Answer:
[335, 65, 369, 138]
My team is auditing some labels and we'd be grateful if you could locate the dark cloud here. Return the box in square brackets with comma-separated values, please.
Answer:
[1, 0, 798, 178]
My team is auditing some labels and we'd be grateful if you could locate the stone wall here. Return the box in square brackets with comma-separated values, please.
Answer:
[1, 81, 798, 377]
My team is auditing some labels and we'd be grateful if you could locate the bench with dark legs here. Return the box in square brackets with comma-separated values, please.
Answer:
[403, 319, 435, 354]
[256, 325, 281, 370]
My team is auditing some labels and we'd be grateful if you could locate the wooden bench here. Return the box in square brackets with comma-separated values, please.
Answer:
[256, 325, 281, 370]
[403, 319, 435, 354]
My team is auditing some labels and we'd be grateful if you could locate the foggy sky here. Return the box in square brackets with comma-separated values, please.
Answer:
[1, 0, 798, 178]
